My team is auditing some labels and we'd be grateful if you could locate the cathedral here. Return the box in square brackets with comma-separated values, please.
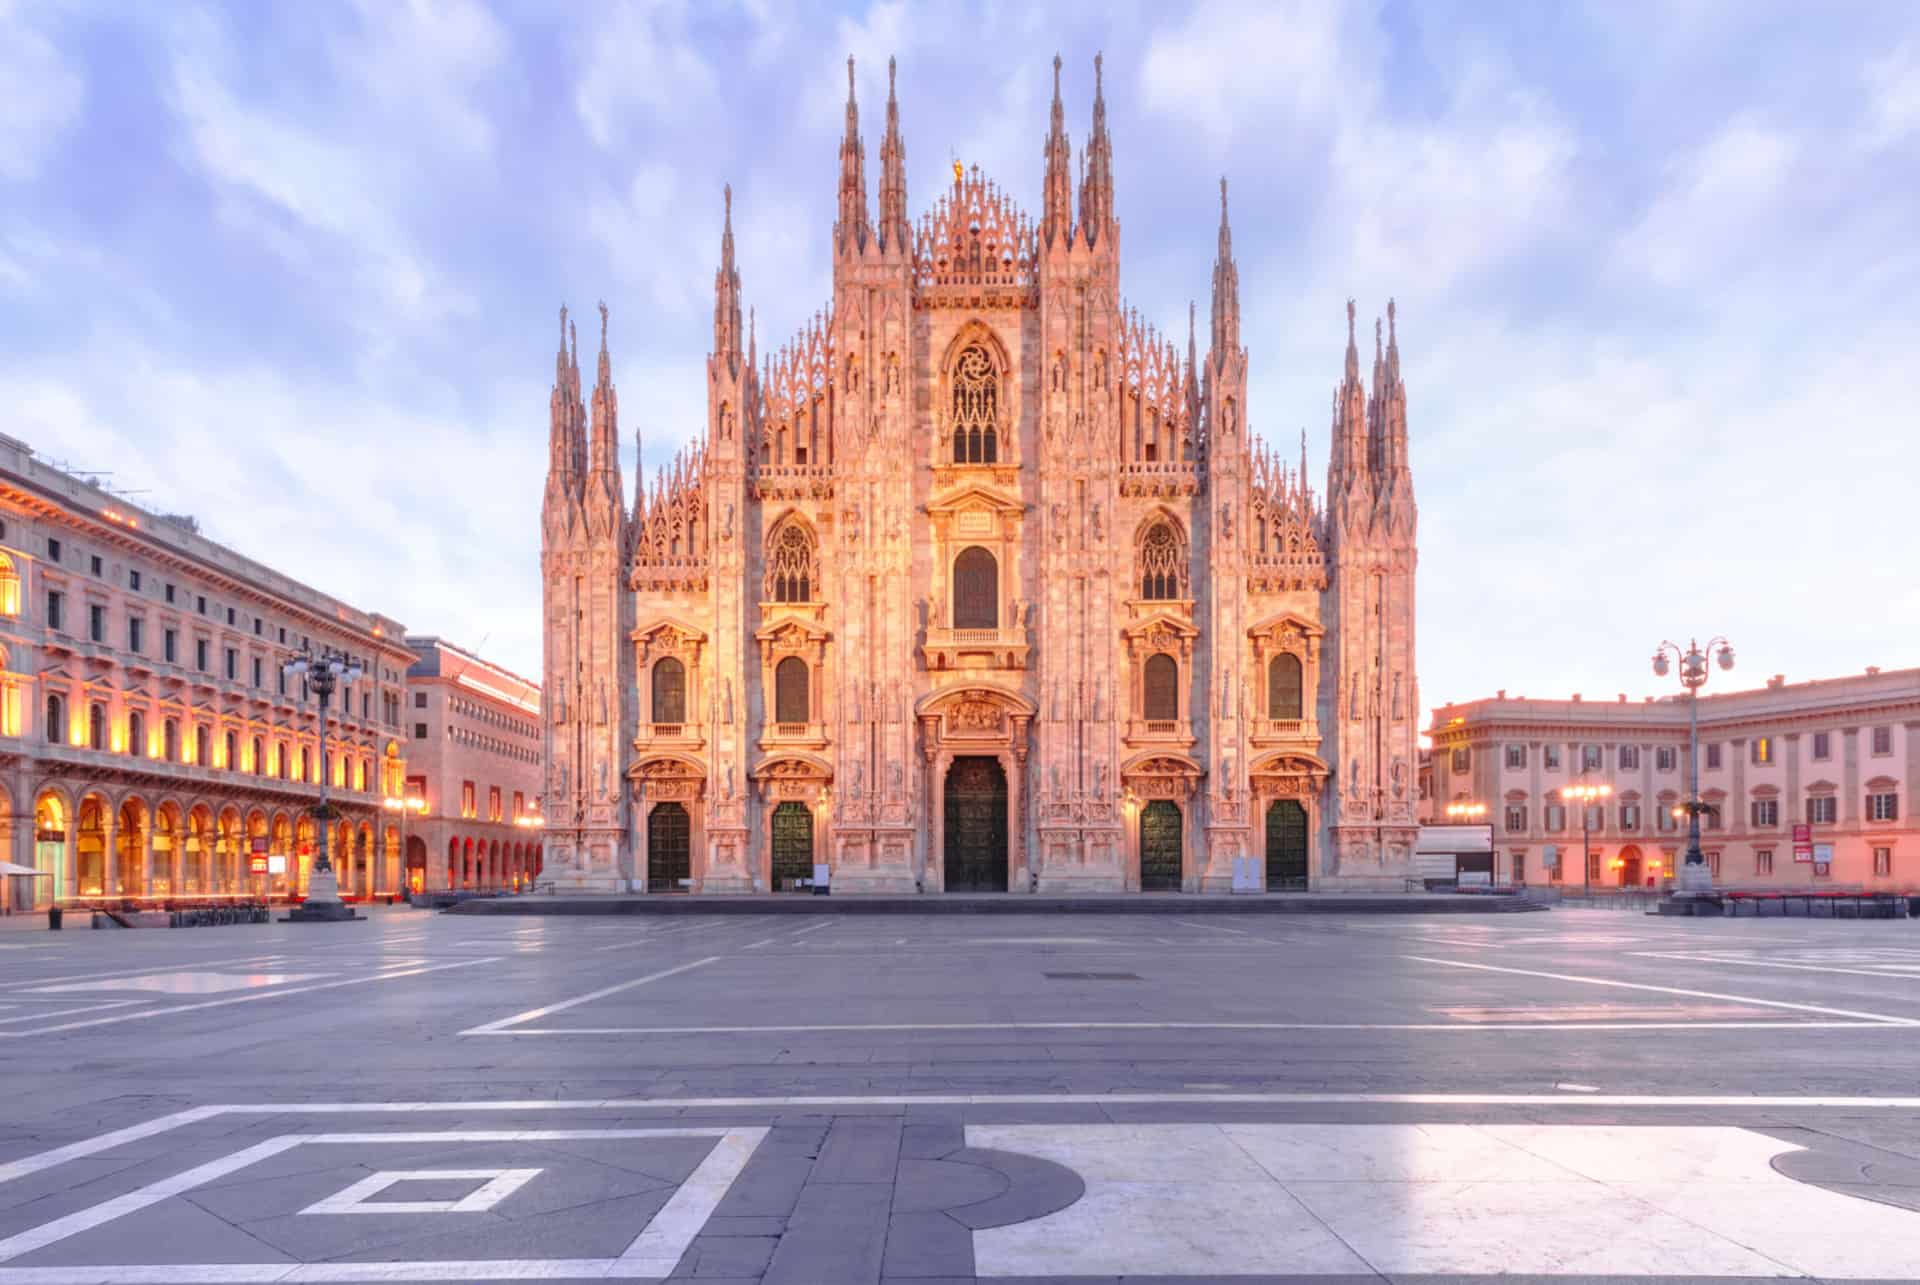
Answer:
[539, 56, 1420, 895]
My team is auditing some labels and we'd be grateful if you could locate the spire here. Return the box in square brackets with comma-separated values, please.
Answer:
[835, 55, 870, 255]
[568, 318, 586, 482]
[1210, 175, 1239, 355]
[713, 184, 743, 375]
[1079, 52, 1114, 247]
[633, 426, 646, 521]
[1386, 297, 1399, 378]
[1042, 53, 1073, 247]
[1344, 298, 1359, 383]
[878, 56, 909, 252]
[588, 301, 618, 479]
[547, 304, 580, 485]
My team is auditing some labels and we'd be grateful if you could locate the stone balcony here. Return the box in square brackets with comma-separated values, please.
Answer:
[1250, 716, 1319, 749]
[1123, 718, 1197, 751]
[757, 720, 830, 753]
[922, 625, 1030, 672]
[1118, 459, 1203, 497]
[634, 722, 705, 752]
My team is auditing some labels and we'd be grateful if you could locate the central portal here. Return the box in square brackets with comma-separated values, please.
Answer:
[770, 802, 814, 892]
[944, 756, 1008, 892]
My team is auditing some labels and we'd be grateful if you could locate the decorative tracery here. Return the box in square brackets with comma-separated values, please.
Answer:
[1138, 520, 1186, 600]
[766, 521, 817, 603]
[951, 345, 998, 463]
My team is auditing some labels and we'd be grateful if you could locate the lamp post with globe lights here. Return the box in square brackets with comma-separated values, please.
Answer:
[1562, 781, 1612, 895]
[1653, 637, 1735, 897]
[282, 645, 364, 922]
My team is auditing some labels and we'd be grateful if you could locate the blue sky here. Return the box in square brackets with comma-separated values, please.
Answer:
[4, 1, 1916, 724]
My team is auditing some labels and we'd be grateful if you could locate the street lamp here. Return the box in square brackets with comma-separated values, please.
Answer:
[1563, 781, 1612, 895]
[384, 793, 427, 896]
[282, 645, 363, 922]
[1653, 636, 1734, 897]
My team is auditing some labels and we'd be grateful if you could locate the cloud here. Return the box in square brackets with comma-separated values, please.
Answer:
[0, 0, 85, 181]
[1617, 117, 1798, 290]
[1141, 0, 1363, 149]
[573, 0, 718, 148]
[1863, 41, 1920, 148]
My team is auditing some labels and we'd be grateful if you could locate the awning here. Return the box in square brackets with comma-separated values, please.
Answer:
[0, 861, 52, 877]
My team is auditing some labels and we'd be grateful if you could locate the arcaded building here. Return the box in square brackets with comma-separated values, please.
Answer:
[0, 434, 416, 910]
[1427, 667, 1918, 889]
[540, 58, 1421, 894]
[402, 636, 544, 893]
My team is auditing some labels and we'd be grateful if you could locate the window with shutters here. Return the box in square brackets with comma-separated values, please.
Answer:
[651, 658, 686, 724]
[950, 344, 998, 464]
[1267, 653, 1303, 721]
[1138, 520, 1185, 599]
[952, 546, 998, 629]
[775, 656, 809, 724]
[1143, 653, 1178, 722]
[766, 521, 816, 603]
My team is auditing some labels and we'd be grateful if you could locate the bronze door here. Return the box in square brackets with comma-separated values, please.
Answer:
[1139, 800, 1184, 891]
[1266, 799, 1309, 890]
[770, 802, 814, 892]
[647, 802, 691, 893]
[943, 756, 1008, 892]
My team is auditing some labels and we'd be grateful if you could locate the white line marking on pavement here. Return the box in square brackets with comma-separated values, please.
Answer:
[0, 955, 287, 992]
[1402, 954, 1920, 1025]
[458, 957, 720, 1035]
[1630, 950, 1920, 984]
[0, 1107, 224, 1187]
[0, 959, 498, 1039]
[1557, 1082, 1600, 1093]
[617, 1127, 767, 1273]
[467, 1017, 1901, 1035]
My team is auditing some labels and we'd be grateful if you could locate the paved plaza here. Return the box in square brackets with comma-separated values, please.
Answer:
[3, 907, 1920, 1281]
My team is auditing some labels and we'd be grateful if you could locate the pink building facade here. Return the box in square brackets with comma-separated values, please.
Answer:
[540, 58, 1422, 894]
[401, 637, 544, 893]
[1427, 668, 1919, 890]
[0, 434, 416, 911]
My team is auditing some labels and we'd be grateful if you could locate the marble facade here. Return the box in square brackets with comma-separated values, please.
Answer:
[539, 57, 1421, 894]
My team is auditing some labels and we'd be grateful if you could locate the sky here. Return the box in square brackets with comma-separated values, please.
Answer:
[3, 0, 1917, 728]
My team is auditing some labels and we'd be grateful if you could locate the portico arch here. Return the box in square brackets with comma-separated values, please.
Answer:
[1119, 753, 1204, 892]
[915, 685, 1036, 893]
[1249, 751, 1329, 889]
[630, 754, 708, 892]
[748, 754, 830, 893]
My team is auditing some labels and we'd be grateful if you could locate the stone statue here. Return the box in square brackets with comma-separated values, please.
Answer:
[553, 679, 566, 724]
[1051, 502, 1066, 547]
[1219, 501, 1233, 541]
[595, 680, 607, 726]
[1093, 760, 1107, 798]
[1350, 671, 1361, 721]
[722, 502, 735, 542]
[724, 679, 734, 725]
[556, 758, 568, 796]
[1050, 763, 1063, 797]
[1090, 502, 1103, 542]
[1392, 757, 1407, 798]
[850, 759, 864, 800]
[889, 761, 903, 796]
[722, 759, 736, 799]
[596, 757, 607, 796]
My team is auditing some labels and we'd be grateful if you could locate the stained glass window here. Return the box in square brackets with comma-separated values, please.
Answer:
[951, 345, 998, 463]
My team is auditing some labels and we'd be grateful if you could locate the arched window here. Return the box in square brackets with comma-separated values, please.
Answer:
[194, 725, 209, 766]
[651, 658, 686, 723]
[128, 711, 145, 756]
[251, 736, 264, 775]
[88, 703, 106, 750]
[952, 546, 998, 629]
[1268, 653, 1304, 721]
[951, 344, 998, 463]
[767, 522, 816, 603]
[1143, 654, 1179, 722]
[299, 746, 310, 781]
[45, 693, 64, 743]
[164, 719, 178, 762]
[1139, 520, 1185, 600]
[224, 731, 237, 770]
[774, 656, 809, 724]
[0, 553, 18, 616]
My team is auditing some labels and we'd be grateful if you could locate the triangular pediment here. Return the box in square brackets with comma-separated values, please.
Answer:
[926, 483, 1025, 517]
[1121, 611, 1201, 642]
[1247, 610, 1325, 641]
[630, 616, 708, 645]
[754, 614, 831, 645]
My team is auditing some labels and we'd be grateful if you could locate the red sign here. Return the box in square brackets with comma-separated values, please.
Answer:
[249, 855, 269, 874]
[1792, 822, 1813, 862]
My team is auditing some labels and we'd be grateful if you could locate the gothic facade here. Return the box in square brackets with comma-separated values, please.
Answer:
[539, 57, 1421, 894]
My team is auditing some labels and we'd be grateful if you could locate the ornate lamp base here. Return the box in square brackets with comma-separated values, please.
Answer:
[283, 868, 363, 922]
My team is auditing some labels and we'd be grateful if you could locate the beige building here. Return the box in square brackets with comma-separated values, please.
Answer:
[540, 57, 1421, 895]
[1427, 667, 1918, 889]
[402, 637, 544, 893]
[0, 433, 416, 911]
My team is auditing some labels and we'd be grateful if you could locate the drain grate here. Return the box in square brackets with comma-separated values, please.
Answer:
[1042, 971, 1142, 981]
